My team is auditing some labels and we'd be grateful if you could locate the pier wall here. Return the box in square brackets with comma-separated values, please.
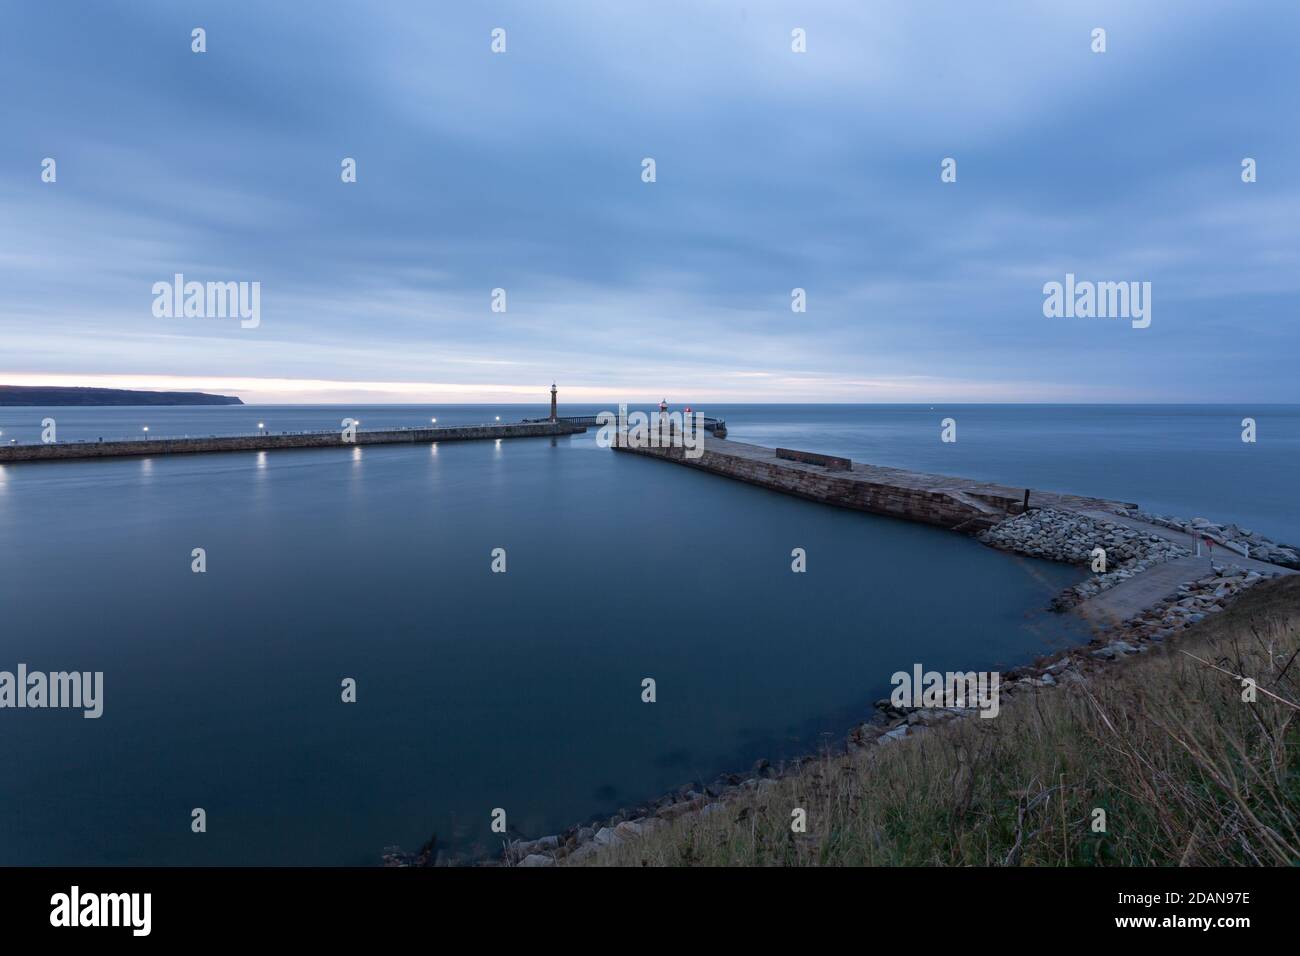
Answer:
[775, 448, 851, 471]
[0, 421, 585, 464]
[616, 441, 1020, 531]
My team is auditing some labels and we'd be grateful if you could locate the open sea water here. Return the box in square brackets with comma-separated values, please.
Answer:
[0, 404, 1293, 864]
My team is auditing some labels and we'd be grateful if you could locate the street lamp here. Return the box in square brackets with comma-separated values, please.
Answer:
[431, 417, 437, 424]
[142, 426, 149, 438]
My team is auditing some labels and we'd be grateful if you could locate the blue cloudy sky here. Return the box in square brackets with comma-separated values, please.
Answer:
[2, 1, 1298, 403]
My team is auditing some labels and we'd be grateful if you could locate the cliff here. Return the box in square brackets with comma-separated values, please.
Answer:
[0, 385, 244, 406]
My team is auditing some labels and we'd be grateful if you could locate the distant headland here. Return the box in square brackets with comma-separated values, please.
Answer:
[0, 385, 243, 406]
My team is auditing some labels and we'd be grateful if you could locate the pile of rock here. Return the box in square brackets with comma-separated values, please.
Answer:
[852, 566, 1281, 741]
[980, 507, 1187, 566]
[1135, 511, 1300, 568]
[1096, 565, 1273, 649]
[848, 700, 976, 749]
[979, 507, 1190, 608]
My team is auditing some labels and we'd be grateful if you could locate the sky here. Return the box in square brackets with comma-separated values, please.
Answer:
[1, 1, 1298, 404]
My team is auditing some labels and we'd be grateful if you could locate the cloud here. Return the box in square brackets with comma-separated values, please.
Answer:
[2, 0, 1298, 401]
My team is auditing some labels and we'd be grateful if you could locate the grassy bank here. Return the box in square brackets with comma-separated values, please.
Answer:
[574, 576, 1300, 866]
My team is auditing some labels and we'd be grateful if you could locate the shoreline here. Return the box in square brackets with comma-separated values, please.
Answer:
[379, 434, 1299, 866]
[384, 516, 1294, 866]
[477, 561, 1293, 868]
[6, 417, 1291, 866]
[568, 573, 1300, 868]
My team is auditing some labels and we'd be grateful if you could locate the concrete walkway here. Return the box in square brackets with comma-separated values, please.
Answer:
[1079, 510, 1297, 578]
[1071, 511, 1295, 627]
[1075, 555, 1213, 627]
[721, 437, 1135, 515]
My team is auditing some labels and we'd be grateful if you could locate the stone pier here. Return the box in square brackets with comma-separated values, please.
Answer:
[614, 433, 1297, 631]
[0, 420, 585, 464]
[614, 434, 1134, 533]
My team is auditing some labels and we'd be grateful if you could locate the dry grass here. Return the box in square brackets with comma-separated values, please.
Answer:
[575, 576, 1300, 867]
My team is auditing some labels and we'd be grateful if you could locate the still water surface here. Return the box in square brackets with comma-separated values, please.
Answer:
[5, 403, 1281, 863]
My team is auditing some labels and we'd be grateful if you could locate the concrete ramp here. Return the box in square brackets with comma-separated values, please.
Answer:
[1075, 555, 1213, 627]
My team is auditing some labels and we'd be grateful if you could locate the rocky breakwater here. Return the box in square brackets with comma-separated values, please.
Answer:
[844, 564, 1278, 747]
[978, 507, 1190, 610]
[1089, 564, 1273, 656]
[1135, 511, 1300, 569]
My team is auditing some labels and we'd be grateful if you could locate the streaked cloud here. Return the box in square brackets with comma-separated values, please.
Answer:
[2, 1, 1298, 402]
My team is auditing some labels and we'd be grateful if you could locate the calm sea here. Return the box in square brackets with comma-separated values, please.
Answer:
[0, 404, 1293, 864]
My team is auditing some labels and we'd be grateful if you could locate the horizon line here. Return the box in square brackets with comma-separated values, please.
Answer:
[2, 374, 1295, 406]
